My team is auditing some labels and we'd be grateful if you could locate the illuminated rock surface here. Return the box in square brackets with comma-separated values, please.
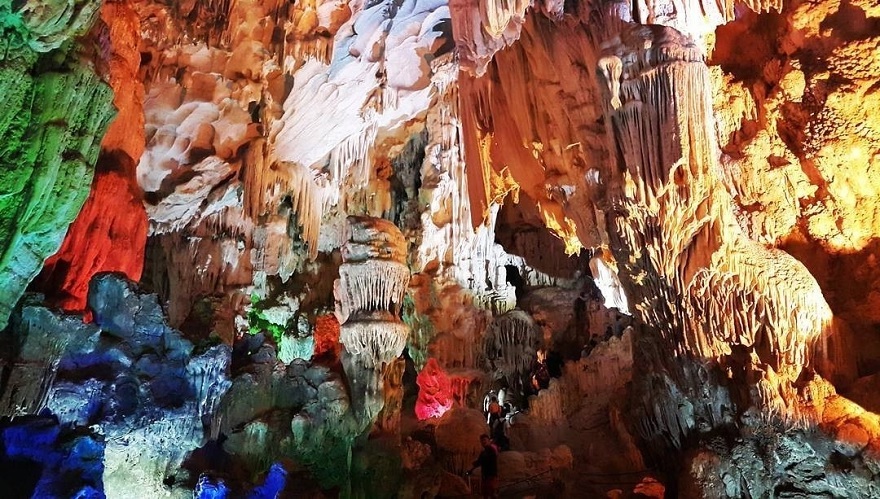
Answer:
[0, 0, 115, 328]
[1, 0, 880, 497]
[2, 274, 230, 498]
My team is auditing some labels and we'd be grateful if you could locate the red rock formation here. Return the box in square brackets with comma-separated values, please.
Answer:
[313, 313, 341, 359]
[39, 157, 147, 311]
[416, 357, 454, 420]
[36, 0, 147, 312]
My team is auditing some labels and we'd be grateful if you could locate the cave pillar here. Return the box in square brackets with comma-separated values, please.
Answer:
[334, 216, 410, 422]
[35, 1, 148, 313]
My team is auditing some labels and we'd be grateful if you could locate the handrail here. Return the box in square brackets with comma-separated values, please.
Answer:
[498, 468, 553, 491]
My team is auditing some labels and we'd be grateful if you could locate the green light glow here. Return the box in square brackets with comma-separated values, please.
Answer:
[0, 0, 114, 327]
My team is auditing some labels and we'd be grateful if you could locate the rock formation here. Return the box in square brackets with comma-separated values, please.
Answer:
[336, 215, 410, 420]
[0, 0, 116, 327]
[1, 0, 879, 496]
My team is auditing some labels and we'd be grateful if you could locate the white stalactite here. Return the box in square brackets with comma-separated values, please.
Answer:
[484, 310, 540, 379]
[340, 320, 410, 368]
[336, 260, 411, 323]
[335, 215, 412, 376]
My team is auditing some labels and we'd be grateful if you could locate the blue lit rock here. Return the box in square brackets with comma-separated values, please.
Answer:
[0, 415, 104, 498]
[1, 274, 231, 497]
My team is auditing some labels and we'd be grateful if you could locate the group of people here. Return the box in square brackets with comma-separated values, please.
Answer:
[472, 349, 567, 498]
[469, 390, 522, 498]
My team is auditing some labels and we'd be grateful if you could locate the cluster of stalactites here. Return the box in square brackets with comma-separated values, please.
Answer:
[340, 320, 410, 369]
[335, 261, 412, 324]
[335, 216, 411, 369]
[246, 159, 333, 260]
[685, 240, 833, 420]
[594, 2, 834, 435]
[686, 257, 832, 369]
[484, 309, 540, 379]
[599, 31, 720, 336]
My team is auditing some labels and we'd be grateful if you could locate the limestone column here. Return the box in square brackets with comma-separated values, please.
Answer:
[334, 216, 410, 421]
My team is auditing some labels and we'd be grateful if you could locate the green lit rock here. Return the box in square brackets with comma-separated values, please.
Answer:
[17, 0, 102, 52]
[278, 333, 314, 363]
[0, 0, 114, 328]
[220, 355, 371, 489]
[402, 292, 436, 371]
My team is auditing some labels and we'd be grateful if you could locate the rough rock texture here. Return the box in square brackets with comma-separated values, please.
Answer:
[1, 274, 230, 498]
[218, 348, 362, 489]
[2, 0, 880, 496]
[446, 0, 880, 496]
[415, 357, 454, 420]
[0, 0, 115, 327]
[336, 215, 410, 420]
[0, 416, 104, 498]
[35, 0, 149, 313]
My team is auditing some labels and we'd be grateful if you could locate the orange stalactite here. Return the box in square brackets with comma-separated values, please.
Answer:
[449, 374, 475, 408]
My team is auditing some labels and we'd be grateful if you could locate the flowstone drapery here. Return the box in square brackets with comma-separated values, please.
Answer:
[0, 0, 115, 328]
[484, 309, 541, 384]
[589, 0, 835, 434]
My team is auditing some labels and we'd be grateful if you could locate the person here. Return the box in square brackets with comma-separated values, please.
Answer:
[530, 361, 550, 391]
[483, 390, 498, 417]
[490, 411, 510, 451]
[467, 434, 499, 498]
[487, 398, 502, 421]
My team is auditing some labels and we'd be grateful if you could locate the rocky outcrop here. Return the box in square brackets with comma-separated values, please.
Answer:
[1, 274, 231, 498]
[35, 0, 148, 313]
[0, 416, 104, 498]
[0, 0, 115, 328]
[451, 0, 880, 496]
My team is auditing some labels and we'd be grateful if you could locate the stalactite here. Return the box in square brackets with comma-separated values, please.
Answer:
[449, 0, 530, 75]
[185, 345, 232, 439]
[587, 0, 846, 465]
[336, 260, 412, 322]
[449, 374, 478, 408]
[376, 357, 406, 433]
[481, 0, 530, 38]
[328, 122, 378, 192]
[0, 303, 98, 417]
[265, 160, 333, 259]
[290, 37, 334, 66]
[484, 310, 540, 380]
[335, 215, 411, 324]
[589, 253, 630, 313]
[340, 321, 410, 369]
